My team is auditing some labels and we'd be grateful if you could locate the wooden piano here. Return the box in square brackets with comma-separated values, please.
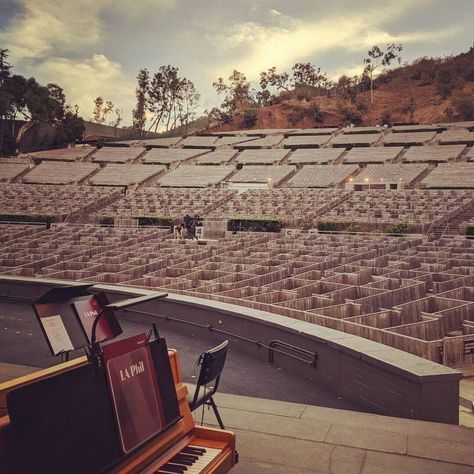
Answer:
[0, 350, 238, 474]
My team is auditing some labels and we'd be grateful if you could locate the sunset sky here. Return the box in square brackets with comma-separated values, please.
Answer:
[1, 0, 473, 126]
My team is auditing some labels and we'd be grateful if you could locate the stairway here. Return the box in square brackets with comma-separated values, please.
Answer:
[429, 202, 474, 240]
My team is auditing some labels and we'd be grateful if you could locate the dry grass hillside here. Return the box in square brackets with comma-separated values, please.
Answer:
[208, 47, 474, 131]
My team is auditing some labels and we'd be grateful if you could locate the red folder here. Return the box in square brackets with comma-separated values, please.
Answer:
[102, 333, 165, 453]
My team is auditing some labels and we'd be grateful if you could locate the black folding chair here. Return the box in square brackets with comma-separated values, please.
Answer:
[188, 340, 229, 429]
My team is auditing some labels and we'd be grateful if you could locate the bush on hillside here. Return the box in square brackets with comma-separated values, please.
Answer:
[241, 109, 257, 128]
[450, 91, 474, 120]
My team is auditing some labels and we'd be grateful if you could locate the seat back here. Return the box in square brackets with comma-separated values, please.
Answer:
[191, 340, 229, 409]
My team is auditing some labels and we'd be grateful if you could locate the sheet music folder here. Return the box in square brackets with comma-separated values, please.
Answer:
[6, 335, 181, 474]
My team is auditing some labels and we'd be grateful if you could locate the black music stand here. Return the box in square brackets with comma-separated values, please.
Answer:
[32, 284, 122, 361]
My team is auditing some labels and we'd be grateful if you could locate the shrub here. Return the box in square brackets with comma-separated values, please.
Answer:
[466, 224, 474, 238]
[337, 100, 362, 126]
[228, 218, 282, 233]
[0, 214, 52, 229]
[317, 221, 342, 233]
[386, 222, 408, 235]
[450, 91, 474, 120]
[99, 216, 114, 226]
[241, 109, 257, 128]
[138, 216, 174, 227]
[380, 110, 392, 126]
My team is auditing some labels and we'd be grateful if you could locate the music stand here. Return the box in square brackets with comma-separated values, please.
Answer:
[32, 284, 122, 360]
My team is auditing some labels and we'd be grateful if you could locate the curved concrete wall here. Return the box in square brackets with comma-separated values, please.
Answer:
[0, 276, 462, 424]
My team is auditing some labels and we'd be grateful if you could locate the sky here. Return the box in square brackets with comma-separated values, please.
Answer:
[0, 0, 473, 127]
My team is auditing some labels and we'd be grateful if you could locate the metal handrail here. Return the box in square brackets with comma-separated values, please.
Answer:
[125, 309, 318, 368]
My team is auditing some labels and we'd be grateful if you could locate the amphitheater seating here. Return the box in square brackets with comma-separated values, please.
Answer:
[235, 149, 288, 164]
[343, 147, 403, 164]
[342, 126, 382, 134]
[228, 165, 295, 185]
[142, 148, 207, 164]
[115, 137, 182, 148]
[282, 135, 331, 148]
[141, 137, 183, 147]
[466, 147, 474, 162]
[287, 148, 344, 165]
[2, 228, 473, 367]
[214, 136, 258, 147]
[392, 124, 445, 133]
[244, 129, 296, 136]
[0, 183, 121, 218]
[157, 165, 234, 187]
[195, 149, 238, 165]
[0, 162, 30, 182]
[437, 121, 474, 130]
[0, 223, 46, 244]
[349, 164, 428, 188]
[420, 163, 474, 188]
[402, 144, 466, 163]
[88, 164, 166, 187]
[180, 136, 218, 148]
[26, 146, 95, 162]
[22, 162, 99, 184]
[321, 190, 473, 232]
[286, 165, 358, 188]
[330, 133, 381, 147]
[234, 135, 284, 149]
[91, 147, 145, 163]
[207, 189, 350, 226]
[437, 130, 474, 145]
[96, 188, 236, 218]
[383, 131, 437, 146]
[285, 128, 337, 136]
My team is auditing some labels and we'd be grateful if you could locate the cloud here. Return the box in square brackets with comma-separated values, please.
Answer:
[0, 0, 178, 61]
[32, 54, 136, 122]
[211, 0, 458, 80]
[0, 0, 104, 60]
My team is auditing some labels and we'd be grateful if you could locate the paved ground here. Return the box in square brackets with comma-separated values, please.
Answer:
[206, 392, 474, 474]
[0, 299, 363, 410]
[2, 298, 474, 472]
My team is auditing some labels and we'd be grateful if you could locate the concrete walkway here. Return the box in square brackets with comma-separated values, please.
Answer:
[200, 392, 474, 474]
[460, 377, 474, 428]
[1, 362, 474, 473]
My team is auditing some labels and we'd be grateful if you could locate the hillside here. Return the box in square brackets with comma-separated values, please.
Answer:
[208, 47, 474, 131]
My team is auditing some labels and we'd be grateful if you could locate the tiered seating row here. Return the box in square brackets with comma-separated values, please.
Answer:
[207, 189, 350, 226]
[343, 147, 403, 164]
[22, 162, 99, 184]
[89, 164, 166, 187]
[0, 184, 122, 218]
[25, 146, 95, 161]
[2, 228, 473, 366]
[91, 147, 145, 163]
[97, 188, 236, 218]
[157, 165, 234, 187]
[421, 163, 474, 188]
[228, 165, 295, 185]
[350, 164, 428, 188]
[286, 165, 358, 188]
[321, 190, 473, 232]
[0, 163, 30, 181]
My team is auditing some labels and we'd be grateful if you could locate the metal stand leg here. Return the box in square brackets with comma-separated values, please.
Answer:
[209, 397, 225, 430]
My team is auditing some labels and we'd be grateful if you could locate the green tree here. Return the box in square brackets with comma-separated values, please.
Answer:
[213, 70, 253, 114]
[363, 43, 403, 104]
[92, 96, 114, 124]
[260, 66, 295, 99]
[132, 68, 149, 134]
[292, 62, 328, 96]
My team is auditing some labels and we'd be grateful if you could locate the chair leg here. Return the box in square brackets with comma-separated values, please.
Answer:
[209, 397, 225, 430]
